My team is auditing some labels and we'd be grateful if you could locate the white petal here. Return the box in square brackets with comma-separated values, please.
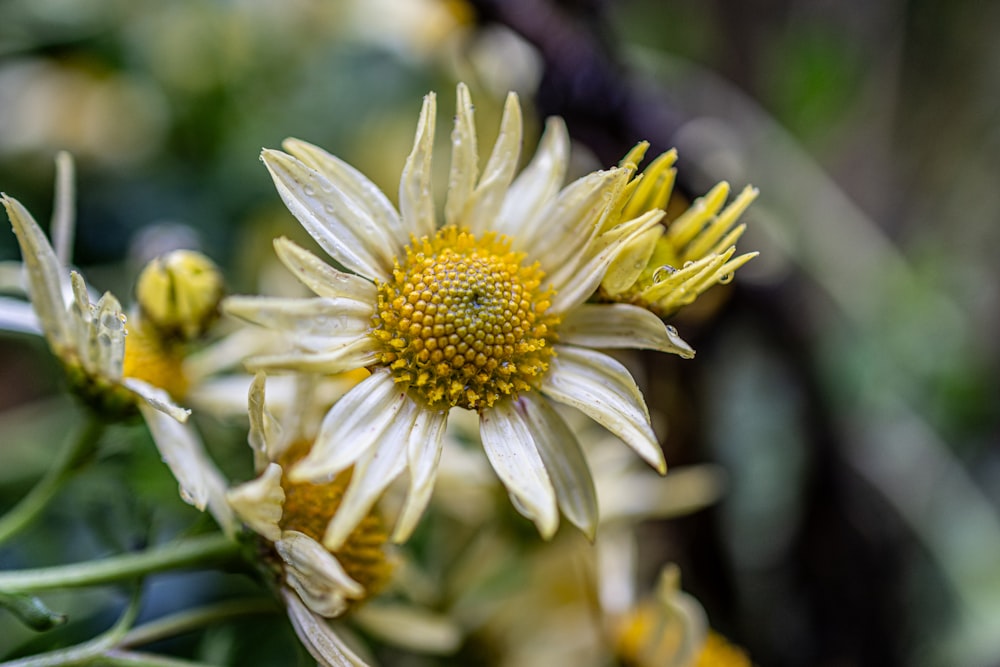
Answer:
[479, 401, 559, 538]
[244, 336, 378, 374]
[282, 137, 408, 248]
[322, 395, 420, 549]
[560, 303, 695, 358]
[392, 406, 448, 543]
[92, 291, 126, 379]
[398, 92, 437, 240]
[290, 369, 408, 482]
[2, 195, 70, 347]
[51, 151, 76, 267]
[463, 91, 522, 238]
[540, 345, 666, 473]
[444, 82, 478, 229]
[226, 462, 284, 541]
[515, 168, 624, 274]
[138, 403, 236, 535]
[0, 297, 42, 335]
[272, 237, 377, 301]
[125, 377, 191, 423]
[281, 589, 371, 667]
[495, 116, 570, 239]
[276, 530, 364, 616]
[223, 295, 372, 350]
[514, 392, 598, 540]
[262, 149, 394, 282]
[247, 372, 278, 470]
[547, 209, 663, 315]
[352, 603, 462, 654]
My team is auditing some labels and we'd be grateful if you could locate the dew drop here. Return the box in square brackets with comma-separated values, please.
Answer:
[652, 265, 677, 283]
[682, 261, 694, 268]
[718, 272, 735, 285]
[666, 325, 679, 337]
[303, 185, 316, 196]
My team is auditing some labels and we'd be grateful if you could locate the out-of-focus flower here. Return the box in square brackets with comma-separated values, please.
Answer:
[227, 373, 459, 667]
[0, 153, 230, 527]
[600, 143, 758, 317]
[225, 83, 694, 549]
[135, 249, 224, 342]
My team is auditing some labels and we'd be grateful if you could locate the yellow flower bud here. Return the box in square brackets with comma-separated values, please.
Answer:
[136, 250, 224, 342]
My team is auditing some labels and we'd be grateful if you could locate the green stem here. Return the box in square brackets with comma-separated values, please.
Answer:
[0, 416, 104, 544]
[0, 534, 239, 594]
[89, 650, 221, 667]
[119, 598, 278, 648]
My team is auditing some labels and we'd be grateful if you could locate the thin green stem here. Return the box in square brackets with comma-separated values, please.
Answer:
[0, 534, 239, 594]
[89, 650, 221, 667]
[119, 598, 278, 649]
[0, 416, 104, 545]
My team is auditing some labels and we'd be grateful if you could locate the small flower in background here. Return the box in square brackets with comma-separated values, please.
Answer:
[0, 153, 230, 528]
[600, 142, 758, 317]
[227, 372, 459, 667]
[225, 82, 696, 550]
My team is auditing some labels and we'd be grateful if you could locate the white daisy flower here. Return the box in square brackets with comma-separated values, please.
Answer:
[1, 154, 231, 529]
[225, 83, 695, 548]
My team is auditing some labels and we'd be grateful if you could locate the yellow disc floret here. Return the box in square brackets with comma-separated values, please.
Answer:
[372, 226, 559, 411]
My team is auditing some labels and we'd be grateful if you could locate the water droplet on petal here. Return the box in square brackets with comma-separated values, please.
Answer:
[682, 261, 694, 268]
[303, 185, 316, 196]
[718, 272, 734, 285]
[652, 265, 677, 283]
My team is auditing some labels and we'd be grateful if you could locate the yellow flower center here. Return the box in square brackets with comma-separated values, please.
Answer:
[371, 226, 559, 411]
[277, 441, 392, 596]
[121, 321, 190, 401]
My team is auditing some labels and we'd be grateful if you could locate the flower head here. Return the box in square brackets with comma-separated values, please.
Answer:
[226, 83, 695, 548]
[601, 143, 759, 317]
[1, 154, 229, 524]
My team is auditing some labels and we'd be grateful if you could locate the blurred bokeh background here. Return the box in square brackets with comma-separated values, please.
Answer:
[1, 1, 998, 665]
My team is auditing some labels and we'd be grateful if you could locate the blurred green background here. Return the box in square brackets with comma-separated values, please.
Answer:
[1, 1, 998, 665]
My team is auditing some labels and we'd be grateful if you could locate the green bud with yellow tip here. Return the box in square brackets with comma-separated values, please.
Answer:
[136, 250, 224, 342]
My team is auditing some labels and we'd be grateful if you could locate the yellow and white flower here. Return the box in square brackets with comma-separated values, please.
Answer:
[227, 372, 459, 667]
[601, 143, 759, 317]
[225, 83, 695, 548]
[1, 154, 230, 528]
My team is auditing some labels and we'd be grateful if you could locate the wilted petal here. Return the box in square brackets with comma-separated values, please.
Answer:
[138, 403, 235, 535]
[244, 336, 378, 375]
[227, 462, 284, 541]
[479, 400, 559, 538]
[224, 295, 372, 350]
[125, 377, 191, 423]
[444, 82, 478, 229]
[281, 589, 370, 667]
[398, 92, 437, 240]
[392, 406, 449, 543]
[540, 345, 665, 474]
[462, 91, 522, 238]
[277, 530, 364, 617]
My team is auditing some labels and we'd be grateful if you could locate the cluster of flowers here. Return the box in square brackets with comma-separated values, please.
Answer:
[2, 83, 755, 666]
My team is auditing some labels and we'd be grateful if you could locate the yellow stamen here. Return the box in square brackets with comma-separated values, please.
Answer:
[371, 226, 559, 411]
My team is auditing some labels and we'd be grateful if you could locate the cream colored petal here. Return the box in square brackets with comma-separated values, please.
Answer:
[244, 336, 378, 375]
[601, 225, 661, 296]
[560, 303, 695, 358]
[51, 152, 76, 267]
[479, 401, 559, 538]
[262, 149, 394, 282]
[515, 392, 598, 540]
[352, 603, 462, 654]
[462, 91, 522, 238]
[599, 464, 726, 525]
[392, 406, 449, 543]
[280, 589, 370, 667]
[290, 369, 408, 482]
[223, 295, 372, 350]
[398, 91, 437, 240]
[322, 391, 417, 547]
[444, 82, 478, 229]
[282, 137, 408, 248]
[277, 530, 364, 614]
[596, 525, 637, 615]
[0, 297, 42, 335]
[540, 345, 666, 473]
[547, 209, 663, 315]
[246, 372, 279, 471]
[138, 403, 236, 535]
[513, 168, 624, 274]
[272, 237, 377, 301]
[495, 116, 570, 239]
[226, 462, 284, 541]
[124, 377, 191, 423]
[3, 195, 69, 348]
